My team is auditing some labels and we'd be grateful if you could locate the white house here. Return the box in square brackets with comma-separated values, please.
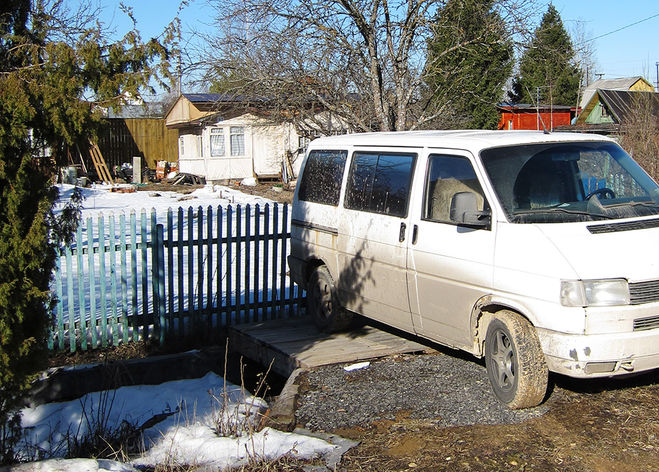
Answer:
[165, 93, 308, 182]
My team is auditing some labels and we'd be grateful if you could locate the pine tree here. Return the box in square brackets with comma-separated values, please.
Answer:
[508, 4, 580, 107]
[0, 1, 172, 462]
[425, 0, 514, 129]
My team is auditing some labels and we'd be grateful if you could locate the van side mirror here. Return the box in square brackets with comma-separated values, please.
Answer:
[450, 192, 491, 228]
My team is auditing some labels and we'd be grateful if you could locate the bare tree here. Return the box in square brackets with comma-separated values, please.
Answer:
[194, 0, 536, 133]
[618, 92, 659, 181]
[569, 19, 598, 109]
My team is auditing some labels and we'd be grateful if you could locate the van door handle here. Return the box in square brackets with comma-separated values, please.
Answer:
[399, 222, 406, 242]
[412, 224, 418, 244]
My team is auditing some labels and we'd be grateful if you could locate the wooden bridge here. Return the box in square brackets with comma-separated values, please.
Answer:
[228, 317, 433, 377]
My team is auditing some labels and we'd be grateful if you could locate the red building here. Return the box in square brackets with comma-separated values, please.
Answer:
[497, 104, 578, 131]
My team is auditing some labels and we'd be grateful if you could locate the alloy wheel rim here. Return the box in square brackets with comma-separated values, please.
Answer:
[491, 329, 515, 390]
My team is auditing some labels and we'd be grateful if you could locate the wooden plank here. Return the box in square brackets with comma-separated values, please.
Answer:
[270, 204, 279, 316]
[229, 319, 432, 376]
[235, 205, 242, 322]
[206, 205, 213, 327]
[109, 215, 119, 346]
[130, 212, 138, 343]
[254, 204, 261, 322]
[187, 206, 194, 328]
[216, 206, 223, 327]
[167, 209, 174, 338]
[87, 218, 97, 348]
[226, 206, 233, 324]
[197, 206, 204, 329]
[98, 216, 108, 348]
[140, 211, 148, 341]
[178, 207, 184, 336]
[76, 225, 87, 350]
[88, 141, 114, 184]
[66, 248, 76, 352]
[120, 214, 129, 344]
[262, 204, 270, 320]
[245, 205, 252, 323]
[54, 255, 63, 350]
[280, 204, 288, 317]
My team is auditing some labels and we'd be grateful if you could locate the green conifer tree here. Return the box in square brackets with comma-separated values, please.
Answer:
[0, 1, 172, 462]
[508, 4, 580, 107]
[425, 0, 513, 129]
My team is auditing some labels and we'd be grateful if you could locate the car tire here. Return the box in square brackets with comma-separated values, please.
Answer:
[307, 265, 353, 332]
[484, 310, 548, 409]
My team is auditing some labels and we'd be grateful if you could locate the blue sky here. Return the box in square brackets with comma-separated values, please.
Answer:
[78, 0, 659, 89]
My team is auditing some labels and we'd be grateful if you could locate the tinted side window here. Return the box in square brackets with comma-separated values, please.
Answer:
[425, 154, 487, 222]
[298, 150, 348, 206]
[345, 152, 415, 217]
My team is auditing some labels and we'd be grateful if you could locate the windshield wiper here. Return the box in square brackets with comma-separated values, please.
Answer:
[607, 200, 659, 209]
[511, 207, 617, 220]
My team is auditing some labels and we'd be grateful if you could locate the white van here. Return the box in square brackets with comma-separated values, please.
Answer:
[288, 130, 659, 408]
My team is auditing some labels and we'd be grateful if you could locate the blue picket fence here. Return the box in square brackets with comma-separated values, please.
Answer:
[49, 203, 305, 352]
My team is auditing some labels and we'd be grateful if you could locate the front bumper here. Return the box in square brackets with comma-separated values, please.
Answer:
[538, 327, 659, 377]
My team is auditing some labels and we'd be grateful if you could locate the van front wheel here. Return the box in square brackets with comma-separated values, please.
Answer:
[308, 266, 353, 333]
[484, 310, 548, 409]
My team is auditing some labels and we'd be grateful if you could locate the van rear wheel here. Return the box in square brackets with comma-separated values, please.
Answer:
[484, 310, 548, 409]
[308, 266, 353, 333]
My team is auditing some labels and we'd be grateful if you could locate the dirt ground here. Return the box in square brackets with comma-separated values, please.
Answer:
[333, 371, 659, 472]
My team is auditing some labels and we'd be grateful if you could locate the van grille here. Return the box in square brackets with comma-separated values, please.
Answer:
[629, 280, 659, 305]
[633, 315, 659, 331]
[587, 218, 659, 234]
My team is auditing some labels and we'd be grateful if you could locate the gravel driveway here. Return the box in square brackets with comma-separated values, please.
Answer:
[295, 351, 548, 431]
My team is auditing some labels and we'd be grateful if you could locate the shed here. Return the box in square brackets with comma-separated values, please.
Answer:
[497, 103, 577, 131]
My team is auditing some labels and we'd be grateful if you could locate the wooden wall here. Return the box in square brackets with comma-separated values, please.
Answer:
[98, 118, 179, 170]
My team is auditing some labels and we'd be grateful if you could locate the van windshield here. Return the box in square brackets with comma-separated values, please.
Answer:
[480, 141, 659, 223]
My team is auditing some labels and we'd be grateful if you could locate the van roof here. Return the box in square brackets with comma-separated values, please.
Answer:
[309, 130, 614, 151]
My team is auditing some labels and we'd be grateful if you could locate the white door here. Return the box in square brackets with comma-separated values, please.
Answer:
[337, 151, 417, 331]
[407, 152, 495, 350]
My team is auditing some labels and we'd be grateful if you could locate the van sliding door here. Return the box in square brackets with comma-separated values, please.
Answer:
[337, 151, 416, 331]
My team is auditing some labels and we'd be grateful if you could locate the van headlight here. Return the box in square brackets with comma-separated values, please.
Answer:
[560, 279, 630, 307]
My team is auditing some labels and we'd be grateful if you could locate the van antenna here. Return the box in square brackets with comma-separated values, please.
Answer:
[524, 84, 550, 134]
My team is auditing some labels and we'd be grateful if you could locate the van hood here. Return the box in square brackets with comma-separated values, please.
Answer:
[538, 220, 659, 281]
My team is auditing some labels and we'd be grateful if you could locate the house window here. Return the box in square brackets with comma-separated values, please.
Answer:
[179, 136, 184, 157]
[210, 127, 225, 157]
[230, 126, 245, 156]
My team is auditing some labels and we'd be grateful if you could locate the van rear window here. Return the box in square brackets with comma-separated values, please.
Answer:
[298, 150, 348, 206]
[345, 152, 416, 217]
